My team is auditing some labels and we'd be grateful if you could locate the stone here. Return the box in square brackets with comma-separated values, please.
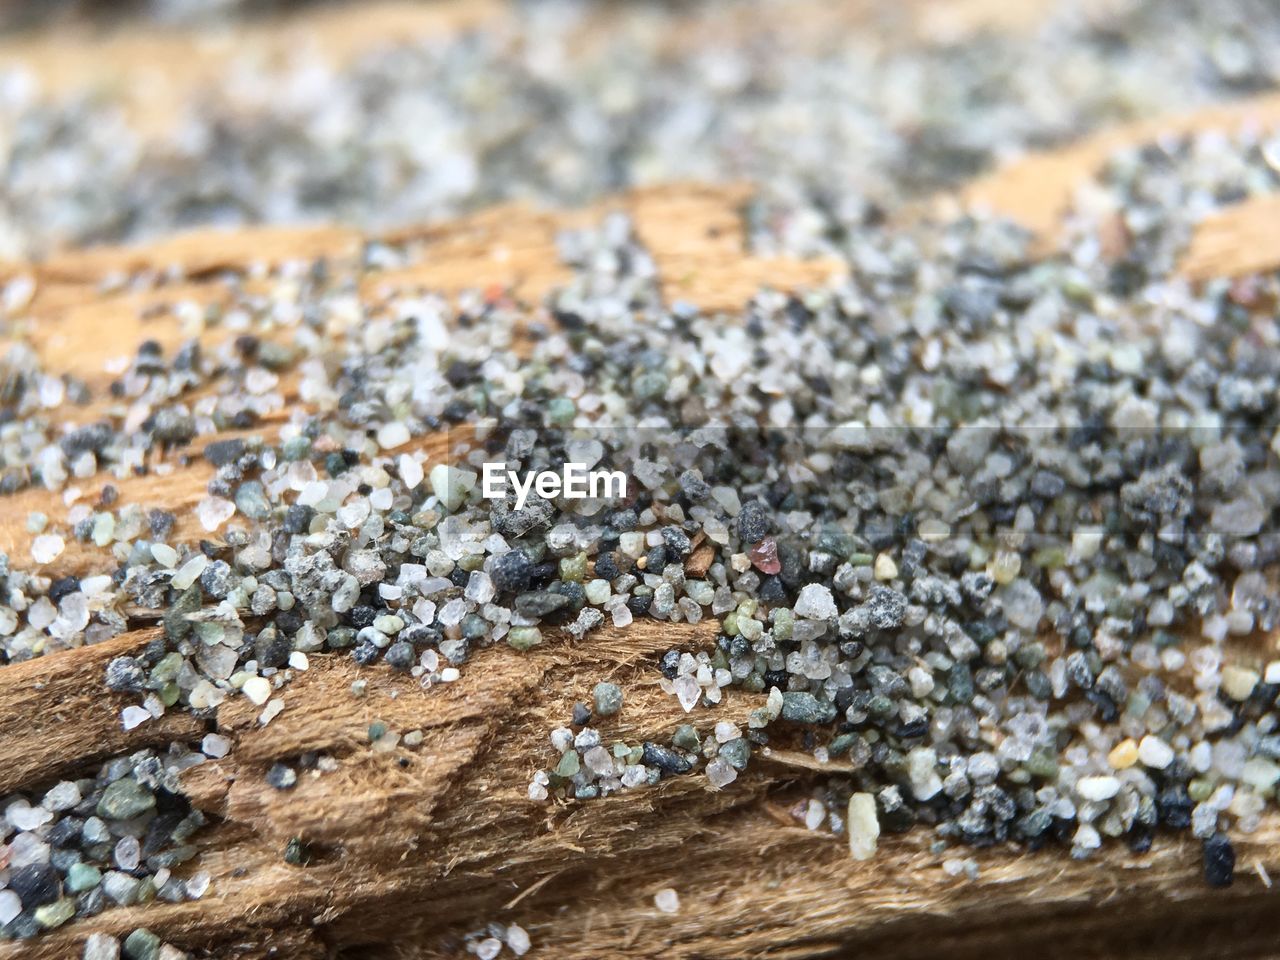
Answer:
[705, 756, 738, 788]
[847, 792, 879, 860]
[83, 933, 121, 960]
[780, 691, 836, 724]
[1138, 735, 1175, 770]
[489, 550, 535, 593]
[794, 583, 837, 620]
[429, 464, 477, 511]
[507, 627, 543, 651]
[8, 863, 61, 907]
[654, 888, 680, 914]
[719, 738, 751, 770]
[1203, 833, 1235, 887]
[553, 751, 580, 778]
[736, 500, 771, 543]
[582, 745, 613, 777]
[377, 421, 411, 449]
[873, 553, 898, 581]
[196, 496, 236, 531]
[105, 656, 146, 693]
[514, 591, 570, 618]
[592, 682, 624, 716]
[234, 480, 271, 520]
[123, 928, 162, 960]
[1076, 775, 1121, 802]
[906, 747, 942, 801]
[242, 676, 272, 705]
[1221, 665, 1259, 702]
[66, 862, 103, 893]
[34, 898, 75, 929]
[1108, 739, 1139, 770]
[97, 779, 155, 820]
[101, 871, 142, 906]
[506, 923, 531, 956]
[0, 890, 18, 926]
[641, 741, 693, 775]
[31, 533, 65, 564]
[673, 675, 701, 713]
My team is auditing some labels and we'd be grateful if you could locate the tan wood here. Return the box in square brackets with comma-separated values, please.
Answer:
[3, 6, 1280, 960]
[963, 94, 1280, 250]
[3, 160, 1280, 957]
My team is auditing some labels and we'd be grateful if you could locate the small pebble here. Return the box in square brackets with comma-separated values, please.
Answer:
[83, 933, 121, 960]
[1138, 735, 1175, 770]
[505, 923, 531, 956]
[242, 676, 272, 705]
[123, 928, 161, 960]
[1203, 833, 1236, 888]
[1077, 776, 1121, 802]
[1108, 739, 1138, 770]
[847, 793, 879, 861]
[592, 682, 624, 717]
[31, 533, 65, 564]
[654, 888, 680, 914]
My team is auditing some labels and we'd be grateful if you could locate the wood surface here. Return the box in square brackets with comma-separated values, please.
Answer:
[2, 3, 1280, 959]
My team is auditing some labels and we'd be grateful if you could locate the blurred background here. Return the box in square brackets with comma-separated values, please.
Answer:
[0, 0, 1276, 259]
[0, 0, 354, 31]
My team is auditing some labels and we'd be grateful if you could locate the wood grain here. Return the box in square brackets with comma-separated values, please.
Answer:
[963, 94, 1280, 255]
[3, 162, 1280, 958]
[2, 6, 1280, 960]
[1180, 192, 1280, 282]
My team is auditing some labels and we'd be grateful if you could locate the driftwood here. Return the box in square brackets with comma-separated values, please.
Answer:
[3, 5, 1280, 959]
